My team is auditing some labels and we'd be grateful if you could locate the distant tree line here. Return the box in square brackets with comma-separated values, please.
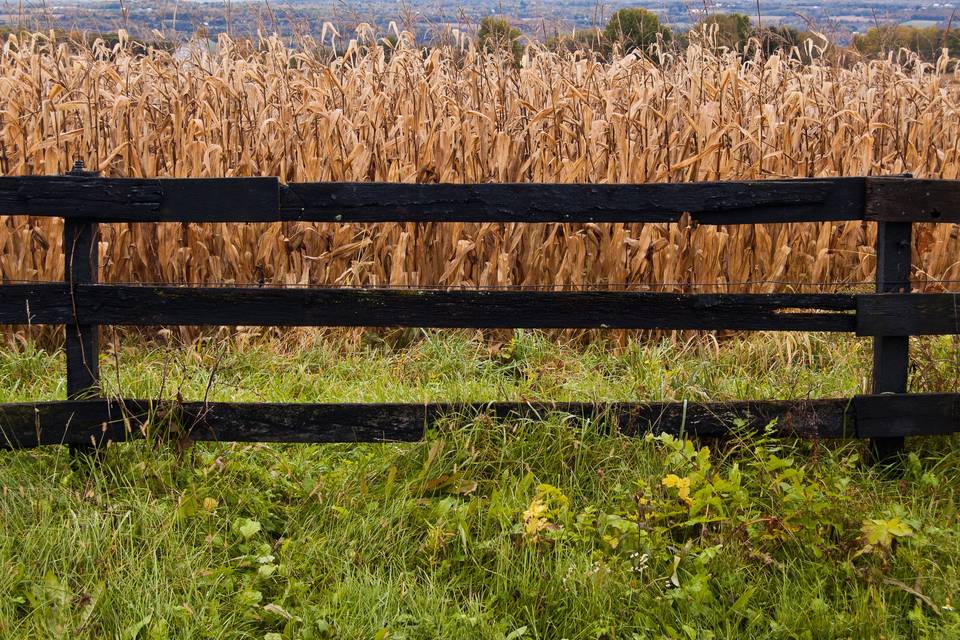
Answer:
[3, 9, 958, 66]
[0, 26, 174, 54]
[480, 9, 960, 64]
[853, 24, 960, 61]
[479, 9, 821, 63]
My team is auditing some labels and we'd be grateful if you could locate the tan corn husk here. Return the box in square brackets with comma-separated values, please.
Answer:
[1, 32, 959, 305]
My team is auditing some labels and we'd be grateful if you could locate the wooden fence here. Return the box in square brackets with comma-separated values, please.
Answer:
[1, 171, 958, 458]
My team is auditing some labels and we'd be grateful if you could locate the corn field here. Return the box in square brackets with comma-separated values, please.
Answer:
[1, 31, 960, 297]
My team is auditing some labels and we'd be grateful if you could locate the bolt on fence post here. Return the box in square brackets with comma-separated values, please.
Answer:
[64, 160, 101, 459]
[870, 217, 912, 467]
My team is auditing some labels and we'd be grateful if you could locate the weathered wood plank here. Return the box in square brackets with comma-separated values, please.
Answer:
[857, 294, 960, 336]
[0, 398, 858, 448]
[279, 179, 866, 224]
[0, 176, 867, 223]
[21, 285, 960, 336]
[866, 177, 960, 222]
[870, 220, 912, 463]
[2, 175, 958, 223]
[64, 217, 101, 458]
[4, 394, 956, 449]
[63, 220, 100, 397]
[0, 284, 857, 331]
[0, 176, 279, 221]
[855, 394, 960, 438]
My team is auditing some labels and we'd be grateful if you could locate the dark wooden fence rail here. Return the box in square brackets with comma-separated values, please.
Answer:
[1, 173, 959, 455]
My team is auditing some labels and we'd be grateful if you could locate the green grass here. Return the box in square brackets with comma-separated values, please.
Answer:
[1, 331, 959, 639]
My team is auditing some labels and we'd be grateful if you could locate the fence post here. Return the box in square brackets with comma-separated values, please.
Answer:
[871, 218, 912, 465]
[64, 160, 100, 455]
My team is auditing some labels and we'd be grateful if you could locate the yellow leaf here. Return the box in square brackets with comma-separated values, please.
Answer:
[862, 518, 914, 549]
[662, 474, 693, 506]
[522, 498, 549, 539]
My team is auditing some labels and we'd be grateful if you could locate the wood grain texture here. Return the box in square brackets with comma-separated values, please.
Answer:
[279, 179, 866, 224]
[2, 175, 958, 224]
[857, 294, 960, 336]
[866, 177, 960, 222]
[4, 394, 955, 449]
[63, 220, 100, 397]
[0, 398, 861, 448]
[0, 284, 857, 331]
[870, 220, 912, 462]
[0, 176, 868, 223]
[0, 176, 279, 221]
[855, 394, 960, 437]
[15, 284, 960, 335]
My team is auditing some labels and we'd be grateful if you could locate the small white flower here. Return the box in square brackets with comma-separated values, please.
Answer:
[632, 553, 650, 573]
